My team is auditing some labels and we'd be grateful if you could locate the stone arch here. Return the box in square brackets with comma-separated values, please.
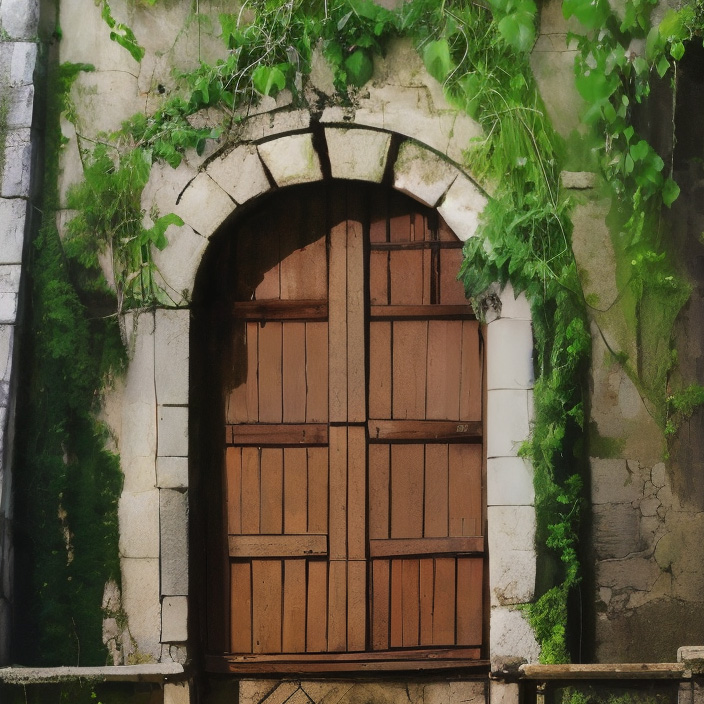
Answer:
[131, 120, 539, 667]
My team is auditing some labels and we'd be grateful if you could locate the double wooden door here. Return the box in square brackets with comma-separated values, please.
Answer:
[213, 183, 484, 670]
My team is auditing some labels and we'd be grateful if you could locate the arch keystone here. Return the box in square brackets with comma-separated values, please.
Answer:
[324, 127, 391, 182]
[257, 133, 323, 187]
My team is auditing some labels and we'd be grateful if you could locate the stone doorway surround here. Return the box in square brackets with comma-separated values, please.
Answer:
[118, 115, 540, 674]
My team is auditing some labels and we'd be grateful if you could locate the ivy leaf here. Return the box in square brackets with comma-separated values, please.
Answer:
[656, 55, 670, 78]
[423, 39, 453, 82]
[146, 213, 184, 251]
[252, 65, 287, 96]
[344, 49, 374, 87]
[498, 12, 536, 52]
[662, 177, 680, 207]
[562, 0, 610, 29]
[670, 40, 685, 61]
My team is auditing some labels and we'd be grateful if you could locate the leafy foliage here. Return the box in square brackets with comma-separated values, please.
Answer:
[99, 1, 145, 63]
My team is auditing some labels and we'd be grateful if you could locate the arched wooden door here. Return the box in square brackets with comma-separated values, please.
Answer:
[205, 182, 485, 672]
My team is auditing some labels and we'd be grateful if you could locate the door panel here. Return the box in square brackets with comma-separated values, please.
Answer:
[214, 183, 485, 668]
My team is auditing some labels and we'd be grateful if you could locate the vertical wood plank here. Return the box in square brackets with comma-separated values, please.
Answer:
[440, 248, 467, 305]
[424, 444, 449, 538]
[426, 321, 462, 420]
[456, 557, 484, 646]
[390, 250, 423, 305]
[227, 322, 259, 423]
[260, 448, 283, 534]
[402, 559, 420, 647]
[246, 322, 260, 422]
[392, 321, 428, 419]
[390, 445, 424, 538]
[241, 448, 261, 534]
[329, 212, 348, 423]
[449, 444, 482, 536]
[283, 322, 306, 423]
[390, 559, 403, 647]
[328, 560, 347, 651]
[419, 558, 434, 645]
[259, 322, 283, 423]
[433, 558, 456, 645]
[347, 215, 366, 423]
[278, 196, 303, 300]
[307, 560, 328, 652]
[368, 444, 390, 540]
[347, 560, 366, 651]
[370, 251, 389, 305]
[390, 212, 411, 242]
[283, 559, 307, 653]
[284, 448, 308, 534]
[328, 426, 347, 559]
[422, 247, 433, 305]
[252, 560, 282, 653]
[347, 426, 366, 560]
[306, 322, 328, 423]
[371, 559, 390, 650]
[369, 194, 387, 242]
[230, 561, 252, 653]
[226, 447, 242, 535]
[369, 322, 391, 420]
[459, 321, 482, 422]
[307, 448, 328, 534]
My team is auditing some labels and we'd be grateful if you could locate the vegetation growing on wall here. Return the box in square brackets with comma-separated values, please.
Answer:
[13, 59, 126, 666]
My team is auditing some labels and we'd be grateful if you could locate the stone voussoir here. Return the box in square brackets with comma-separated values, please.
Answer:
[206, 144, 271, 205]
[173, 172, 236, 238]
[324, 127, 391, 183]
[257, 133, 323, 187]
[437, 174, 488, 241]
[393, 140, 458, 207]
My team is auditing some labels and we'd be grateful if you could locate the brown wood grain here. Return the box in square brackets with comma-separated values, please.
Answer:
[305, 322, 328, 423]
[419, 558, 434, 645]
[402, 559, 420, 647]
[284, 448, 307, 534]
[226, 447, 242, 535]
[371, 559, 390, 650]
[370, 305, 474, 320]
[229, 535, 327, 558]
[390, 250, 423, 305]
[392, 321, 427, 419]
[389, 212, 411, 243]
[390, 445, 424, 539]
[230, 561, 252, 653]
[368, 322, 391, 419]
[283, 559, 307, 653]
[232, 300, 328, 320]
[328, 560, 347, 651]
[258, 322, 283, 423]
[283, 322, 306, 423]
[368, 444, 390, 540]
[241, 447, 261, 535]
[426, 321, 462, 420]
[347, 426, 366, 561]
[390, 559, 403, 648]
[347, 215, 366, 423]
[347, 560, 366, 652]
[449, 444, 482, 537]
[456, 557, 483, 645]
[424, 444, 449, 538]
[368, 420, 482, 442]
[306, 560, 328, 652]
[252, 560, 282, 653]
[460, 321, 482, 421]
[328, 206, 347, 423]
[307, 448, 328, 534]
[433, 558, 456, 645]
[230, 424, 328, 446]
[369, 537, 484, 557]
[328, 426, 347, 560]
[370, 250, 389, 305]
[439, 248, 467, 305]
[260, 448, 283, 534]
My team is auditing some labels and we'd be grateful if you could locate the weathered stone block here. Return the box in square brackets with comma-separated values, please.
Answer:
[158, 406, 188, 457]
[7, 84, 34, 129]
[0, 198, 27, 264]
[487, 457, 534, 506]
[490, 605, 540, 664]
[121, 557, 161, 660]
[561, 171, 598, 189]
[174, 172, 236, 238]
[118, 490, 160, 558]
[238, 109, 311, 142]
[490, 681, 519, 704]
[164, 680, 191, 704]
[0, 0, 40, 39]
[437, 175, 487, 241]
[9, 42, 37, 85]
[593, 503, 642, 560]
[1, 128, 31, 197]
[239, 679, 280, 704]
[486, 319, 534, 390]
[152, 224, 207, 303]
[161, 595, 188, 642]
[487, 389, 531, 458]
[393, 140, 458, 207]
[591, 458, 641, 504]
[424, 681, 485, 704]
[157, 457, 188, 489]
[141, 160, 198, 222]
[325, 127, 391, 183]
[0, 324, 14, 390]
[596, 556, 660, 592]
[160, 488, 188, 596]
[155, 308, 189, 406]
[206, 144, 271, 205]
[493, 283, 532, 321]
[0, 265, 21, 324]
[258, 133, 323, 187]
[488, 505, 536, 551]
[489, 548, 536, 606]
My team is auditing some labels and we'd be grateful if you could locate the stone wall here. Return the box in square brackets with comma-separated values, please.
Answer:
[0, 0, 39, 666]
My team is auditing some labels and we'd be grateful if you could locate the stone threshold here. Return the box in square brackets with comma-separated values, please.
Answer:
[519, 663, 688, 680]
[0, 663, 185, 684]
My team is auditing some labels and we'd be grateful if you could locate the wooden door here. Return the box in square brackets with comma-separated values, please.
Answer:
[211, 183, 484, 671]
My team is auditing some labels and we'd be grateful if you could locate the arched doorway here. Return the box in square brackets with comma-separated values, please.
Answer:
[193, 181, 486, 672]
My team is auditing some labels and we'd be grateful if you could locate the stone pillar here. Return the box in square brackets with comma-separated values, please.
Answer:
[485, 283, 540, 670]
[0, 0, 40, 665]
